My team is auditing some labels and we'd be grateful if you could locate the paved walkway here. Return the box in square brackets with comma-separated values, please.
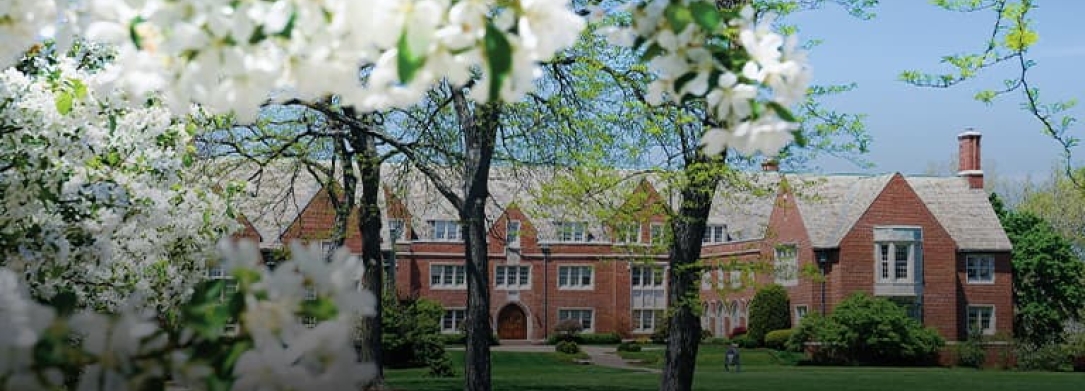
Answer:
[489, 344, 661, 373]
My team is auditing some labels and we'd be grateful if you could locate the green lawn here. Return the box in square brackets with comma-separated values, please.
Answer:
[385, 348, 1082, 391]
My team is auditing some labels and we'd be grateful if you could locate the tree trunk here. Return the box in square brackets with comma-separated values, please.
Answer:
[351, 118, 385, 387]
[453, 88, 500, 391]
[660, 156, 724, 391]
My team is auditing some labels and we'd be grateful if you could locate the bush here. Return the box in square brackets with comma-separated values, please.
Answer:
[764, 329, 794, 351]
[1017, 341, 1069, 371]
[786, 293, 944, 365]
[651, 315, 670, 344]
[701, 329, 714, 341]
[554, 319, 584, 342]
[704, 337, 730, 346]
[956, 335, 987, 368]
[731, 334, 756, 348]
[617, 342, 642, 352]
[439, 332, 499, 346]
[748, 284, 791, 346]
[556, 340, 580, 354]
[545, 332, 621, 345]
[381, 294, 454, 376]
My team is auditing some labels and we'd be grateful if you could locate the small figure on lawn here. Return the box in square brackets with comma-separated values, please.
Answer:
[725, 343, 741, 373]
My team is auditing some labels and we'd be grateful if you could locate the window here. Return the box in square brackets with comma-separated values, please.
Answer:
[301, 316, 317, 329]
[967, 305, 995, 335]
[430, 264, 467, 289]
[703, 224, 728, 243]
[795, 305, 809, 323]
[631, 265, 665, 287]
[208, 265, 225, 279]
[558, 309, 594, 332]
[874, 227, 922, 284]
[632, 309, 664, 332]
[729, 270, 743, 289]
[495, 265, 530, 289]
[442, 308, 467, 333]
[555, 221, 588, 242]
[208, 263, 238, 335]
[557, 265, 593, 289]
[304, 284, 318, 301]
[388, 218, 405, 242]
[774, 244, 799, 287]
[320, 241, 337, 260]
[429, 220, 462, 241]
[966, 254, 995, 283]
[614, 222, 641, 244]
[650, 223, 665, 244]
[506, 220, 521, 246]
[701, 271, 712, 291]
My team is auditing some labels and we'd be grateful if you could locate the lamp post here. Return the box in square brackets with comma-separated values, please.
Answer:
[540, 242, 551, 341]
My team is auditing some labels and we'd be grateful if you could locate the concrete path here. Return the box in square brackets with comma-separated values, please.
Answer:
[487, 344, 661, 373]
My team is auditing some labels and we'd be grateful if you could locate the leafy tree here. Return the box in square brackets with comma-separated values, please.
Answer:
[747, 284, 791, 345]
[1016, 167, 1085, 254]
[787, 293, 944, 365]
[991, 193, 1085, 344]
[381, 293, 454, 377]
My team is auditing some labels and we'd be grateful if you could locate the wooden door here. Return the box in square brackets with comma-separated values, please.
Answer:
[497, 305, 527, 340]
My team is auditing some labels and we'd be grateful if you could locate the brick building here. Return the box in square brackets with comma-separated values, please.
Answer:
[231, 132, 1012, 343]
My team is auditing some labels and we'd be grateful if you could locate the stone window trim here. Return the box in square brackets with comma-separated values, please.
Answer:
[557, 265, 594, 290]
[557, 308, 595, 333]
[495, 265, 531, 290]
[965, 254, 996, 284]
[774, 243, 799, 287]
[966, 305, 996, 336]
[430, 263, 467, 290]
[441, 308, 467, 334]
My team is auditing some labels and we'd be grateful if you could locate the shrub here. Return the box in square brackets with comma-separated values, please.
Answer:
[556, 340, 580, 354]
[1016, 341, 1069, 371]
[440, 333, 499, 346]
[764, 329, 794, 351]
[554, 319, 584, 342]
[729, 326, 747, 339]
[546, 332, 622, 345]
[786, 293, 944, 365]
[701, 329, 714, 341]
[731, 334, 756, 348]
[956, 333, 987, 368]
[705, 337, 730, 346]
[617, 342, 642, 352]
[651, 315, 670, 344]
[381, 294, 454, 376]
[748, 284, 791, 346]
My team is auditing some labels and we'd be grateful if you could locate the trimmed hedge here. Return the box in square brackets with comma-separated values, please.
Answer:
[440, 333, 500, 346]
[764, 329, 794, 351]
[556, 340, 580, 354]
[545, 332, 621, 345]
[748, 284, 791, 346]
[617, 342, 642, 352]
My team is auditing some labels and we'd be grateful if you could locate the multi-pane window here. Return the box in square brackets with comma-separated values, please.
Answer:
[430, 264, 467, 289]
[320, 241, 337, 260]
[967, 305, 995, 335]
[774, 244, 799, 287]
[388, 218, 405, 242]
[795, 306, 809, 324]
[495, 265, 530, 289]
[558, 309, 594, 332]
[557, 265, 593, 289]
[207, 264, 238, 336]
[301, 316, 317, 329]
[650, 223, 665, 244]
[555, 221, 588, 242]
[701, 271, 712, 291]
[429, 220, 462, 241]
[442, 309, 467, 333]
[631, 265, 665, 287]
[304, 284, 318, 301]
[966, 254, 995, 283]
[703, 224, 728, 243]
[614, 222, 641, 244]
[729, 270, 743, 289]
[506, 220, 521, 246]
[632, 309, 664, 332]
[874, 227, 922, 284]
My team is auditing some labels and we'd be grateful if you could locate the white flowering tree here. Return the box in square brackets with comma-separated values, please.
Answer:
[2, 1, 815, 390]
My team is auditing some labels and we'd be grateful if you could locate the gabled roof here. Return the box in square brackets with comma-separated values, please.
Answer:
[791, 174, 894, 249]
[907, 177, 1012, 251]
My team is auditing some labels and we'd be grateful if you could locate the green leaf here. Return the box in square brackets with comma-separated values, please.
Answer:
[792, 129, 808, 148]
[665, 3, 694, 33]
[396, 28, 426, 83]
[484, 21, 512, 102]
[71, 79, 87, 99]
[690, 2, 722, 32]
[55, 91, 73, 115]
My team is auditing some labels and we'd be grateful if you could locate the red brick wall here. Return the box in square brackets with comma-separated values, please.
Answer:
[836, 174, 961, 340]
[762, 182, 819, 323]
[956, 252, 1014, 339]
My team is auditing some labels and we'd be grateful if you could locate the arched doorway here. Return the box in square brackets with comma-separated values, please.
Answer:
[497, 304, 527, 340]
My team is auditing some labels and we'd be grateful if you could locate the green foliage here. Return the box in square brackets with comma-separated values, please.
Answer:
[956, 332, 988, 368]
[546, 332, 622, 345]
[748, 284, 791, 346]
[991, 193, 1085, 345]
[788, 293, 944, 365]
[731, 334, 757, 349]
[381, 294, 453, 377]
[764, 329, 795, 351]
[617, 341, 643, 352]
[1016, 341, 1070, 371]
[556, 340, 580, 354]
[554, 319, 584, 341]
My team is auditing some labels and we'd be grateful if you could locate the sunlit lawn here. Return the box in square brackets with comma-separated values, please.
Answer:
[385, 346, 1082, 391]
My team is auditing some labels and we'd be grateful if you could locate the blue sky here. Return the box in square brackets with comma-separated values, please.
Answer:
[786, 1, 1085, 181]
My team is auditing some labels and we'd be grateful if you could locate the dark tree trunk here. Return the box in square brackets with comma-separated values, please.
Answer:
[332, 134, 356, 249]
[349, 113, 385, 386]
[660, 156, 724, 391]
[453, 88, 500, 391]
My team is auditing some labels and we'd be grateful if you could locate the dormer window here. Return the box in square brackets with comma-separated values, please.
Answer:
[388, 218, 405, 242]
[555, 221, 588, 243]
[703, 224, 729, 243]
[429, 220, 461, 241]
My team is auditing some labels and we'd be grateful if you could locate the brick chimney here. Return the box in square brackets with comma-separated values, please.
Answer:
[957, 130, 983, 189]
[761, 159, 779, 172]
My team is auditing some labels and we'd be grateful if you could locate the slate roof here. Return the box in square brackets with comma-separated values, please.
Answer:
[213, 160, 1010, 252]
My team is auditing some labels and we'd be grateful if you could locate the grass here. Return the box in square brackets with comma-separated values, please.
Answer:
[385, 347, 1083, 391]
